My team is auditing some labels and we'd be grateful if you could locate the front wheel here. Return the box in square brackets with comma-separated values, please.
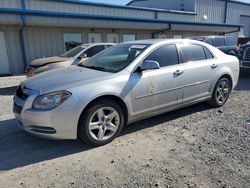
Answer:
[208, 77, 231, 107]
[78, 99, 125, 146]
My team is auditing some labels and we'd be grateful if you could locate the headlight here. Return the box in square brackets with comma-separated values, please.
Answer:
[33, 65, 50, 74]
[32, 90, 71, 110]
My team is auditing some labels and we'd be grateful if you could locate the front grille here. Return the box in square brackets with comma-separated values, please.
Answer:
[243, 47, 250, 61]
[13, 103, 23, 114]
[16, 86, 28, 100]
[242, 61, 250, 68]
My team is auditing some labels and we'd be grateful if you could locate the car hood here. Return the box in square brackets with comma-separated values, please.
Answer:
[23, 66, 112, 92]
[30, 56, 70, 67]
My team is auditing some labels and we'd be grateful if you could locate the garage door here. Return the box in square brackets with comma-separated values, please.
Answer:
[0, 31, 10, 74]
[240, 16, 250, 37]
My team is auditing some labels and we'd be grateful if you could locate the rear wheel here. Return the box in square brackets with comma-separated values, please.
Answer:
[208, 77, 231, 107]
[78, 99, 125, 146]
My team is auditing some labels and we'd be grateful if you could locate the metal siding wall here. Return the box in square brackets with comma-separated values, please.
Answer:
[151, 0, 225, 23]
[239, 16, 250, 37]
[194, 0, 225, 23]
[129, 0, 195, 12]
[22, 26, 155, 64]
[23, 27, 64, 64]
[25, 0, 155, 19]
[0, 25, 24, 73]
[25, 15, 168, 30]
[157, 13, 195, 22]
[0, 0, 22, 8]
[227, 2, 250, 24]
[0, 14, 22, 25]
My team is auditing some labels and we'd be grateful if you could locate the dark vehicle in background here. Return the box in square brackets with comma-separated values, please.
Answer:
[26, 43, 114, 77]
[238, 41, 250, 74]
[190, 36, 238, 56]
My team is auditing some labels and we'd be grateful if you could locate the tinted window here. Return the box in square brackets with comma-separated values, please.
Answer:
[85, 45, 105, 57]
[106, 45, 113, 48]
[181, 44, 206, 62]
[213, 38, 226, 47]
[145, 45, 179, 67]
[203, 47, 214, 59]
[226, 37, 236, 46]
[204, 38, 213, 45]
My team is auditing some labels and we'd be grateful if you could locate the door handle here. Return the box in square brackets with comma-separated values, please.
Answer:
[174, 70, 184, 76]
[211, 64, 218, 69]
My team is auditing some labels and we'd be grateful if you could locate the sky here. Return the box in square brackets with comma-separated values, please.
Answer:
[82, 0, 250, 5]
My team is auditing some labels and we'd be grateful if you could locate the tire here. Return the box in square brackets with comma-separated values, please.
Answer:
[208, 77, 232, 107]
[78, 99, 125, 146]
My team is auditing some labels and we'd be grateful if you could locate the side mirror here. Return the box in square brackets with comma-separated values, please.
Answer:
[139, 60, 160, 71]
[79, 53, 87, 59]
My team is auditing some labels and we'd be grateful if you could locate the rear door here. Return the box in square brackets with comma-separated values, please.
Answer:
[179, 43, 217, 103]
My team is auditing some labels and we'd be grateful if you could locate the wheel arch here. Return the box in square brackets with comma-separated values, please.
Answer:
[218, 74, 233, 89]
[77, 95, 128, 137]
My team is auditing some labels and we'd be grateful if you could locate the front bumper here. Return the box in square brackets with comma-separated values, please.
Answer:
[13, 93, 80, 140]
[240, 61, 250, 69]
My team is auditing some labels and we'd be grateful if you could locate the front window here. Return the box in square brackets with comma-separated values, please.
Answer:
[78, 43, 150, 73]
[145, 45, 179, 67]
[60, 45, 87, 58]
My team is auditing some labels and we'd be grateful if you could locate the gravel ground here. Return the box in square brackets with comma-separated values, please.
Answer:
[0, 75, 249, 188]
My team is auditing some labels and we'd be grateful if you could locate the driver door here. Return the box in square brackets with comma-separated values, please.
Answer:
[129, 44, 185, 117]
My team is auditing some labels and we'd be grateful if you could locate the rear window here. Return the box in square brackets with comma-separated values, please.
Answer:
[226, 37, 237, 46]
[213, 38, 226, 47]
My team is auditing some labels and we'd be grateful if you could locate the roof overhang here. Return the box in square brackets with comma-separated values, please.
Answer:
[0, 8, 242, 33]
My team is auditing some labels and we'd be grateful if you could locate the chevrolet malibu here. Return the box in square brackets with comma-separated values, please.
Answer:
[13, 39, 239, 146]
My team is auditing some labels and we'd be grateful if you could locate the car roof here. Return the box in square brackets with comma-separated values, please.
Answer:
[190, 35, 235, 39]
[124, 38, 205, 45]
[81, 43, 115, 47]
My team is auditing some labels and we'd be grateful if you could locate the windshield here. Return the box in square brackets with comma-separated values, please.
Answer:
[78, 43, 150, 73]
[60, 45, 87, 58]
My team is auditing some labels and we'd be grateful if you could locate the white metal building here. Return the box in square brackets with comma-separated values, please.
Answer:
[0, 0, 249, 75]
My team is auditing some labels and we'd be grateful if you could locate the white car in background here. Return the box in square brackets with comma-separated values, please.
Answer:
[26, 43, 114, 77]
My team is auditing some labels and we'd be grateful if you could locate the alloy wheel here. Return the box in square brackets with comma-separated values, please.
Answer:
[88, 107, 120, 141]
[215, 80, 230, 104]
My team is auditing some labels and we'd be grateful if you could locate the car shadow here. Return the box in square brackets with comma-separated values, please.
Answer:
[0, 86, 17, 96]
[0, 103, 211, 171]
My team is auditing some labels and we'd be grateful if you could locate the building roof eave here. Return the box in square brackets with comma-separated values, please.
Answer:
[0, 8, 243, 30]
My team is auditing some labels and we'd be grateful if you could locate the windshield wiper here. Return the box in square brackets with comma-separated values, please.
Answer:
[78, 64, 106, 71]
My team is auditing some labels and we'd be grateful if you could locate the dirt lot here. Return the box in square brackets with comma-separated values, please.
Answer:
[0, 75, 249, 188]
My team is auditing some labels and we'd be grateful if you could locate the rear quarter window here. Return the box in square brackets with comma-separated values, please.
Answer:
[203, 47, 214, 59]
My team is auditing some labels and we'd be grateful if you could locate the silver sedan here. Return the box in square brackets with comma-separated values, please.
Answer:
[13, 39, 239, 146]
